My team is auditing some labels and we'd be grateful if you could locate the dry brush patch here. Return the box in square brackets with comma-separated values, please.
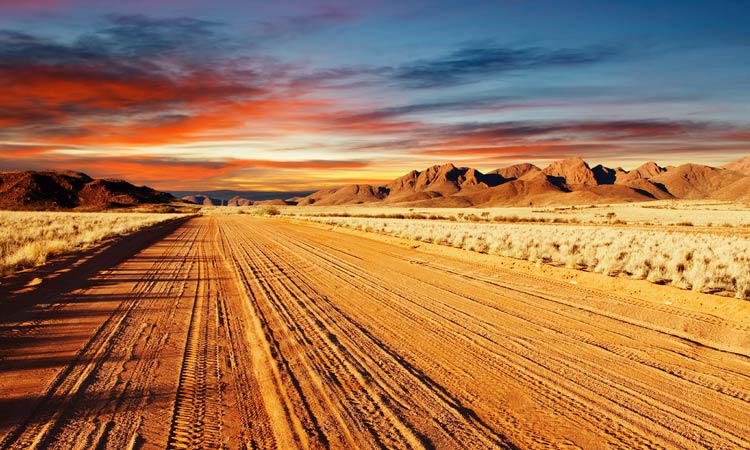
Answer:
[303, 216, 750, 299]
[0, 211, 183, 275]
[199, 205, 282, 216]
[290, 200, 750, 227]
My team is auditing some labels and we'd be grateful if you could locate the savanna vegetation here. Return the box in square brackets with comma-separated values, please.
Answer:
[0, 211, 183, 275]
[302, 215, 750, 299]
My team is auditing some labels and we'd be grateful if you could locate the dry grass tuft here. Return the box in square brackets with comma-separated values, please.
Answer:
[304, 216, 750, 299]
[0, 211, 182, 275]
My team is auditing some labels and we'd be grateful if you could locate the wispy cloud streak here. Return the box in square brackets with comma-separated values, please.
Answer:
[390, 43, 622, 88]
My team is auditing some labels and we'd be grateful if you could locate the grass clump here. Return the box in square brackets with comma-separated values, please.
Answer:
[300, 215, 750, 299]
[254, 206, 281, 216]
[0, 211, 182, 275]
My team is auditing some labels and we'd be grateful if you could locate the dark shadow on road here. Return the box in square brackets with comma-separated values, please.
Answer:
[0, 215, 195, 318]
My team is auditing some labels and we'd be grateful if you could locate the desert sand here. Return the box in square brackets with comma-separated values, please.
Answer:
[1, 215, 749, 449]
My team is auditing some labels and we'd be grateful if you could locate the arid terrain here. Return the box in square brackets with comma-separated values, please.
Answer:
[1, 213, 749, 449]
[289, 201, 750, 299]
[297, 156, 750, 207]
[0, 171, 175, 211]
[3, 0, 749, 446]
[0, 211, 184, 275]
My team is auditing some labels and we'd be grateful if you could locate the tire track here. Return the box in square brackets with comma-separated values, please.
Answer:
[0, 223, 201, 450]
[166, 221, 223, 450]
[306, 226, 750, 448]
[4, 214, 748, 449]
[225, 216, 750, 449]
[211, 217, 279, 449]
[222, 217, 518, 449]
[55, 223, 203, 450]
[256, 223, 651, 448]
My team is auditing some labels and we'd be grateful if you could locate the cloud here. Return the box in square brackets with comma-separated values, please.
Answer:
[372, 97, 522, 116]
[561, 120, 715, 138]
[257, 4, 358, 39]
[0, 144, 60, 157]
[290, 42, 624, 91]
[429, 119, 713, 144]
[83, 14, 221, 57]
[0, 0, 64, 11]
[391, 43, 621, 88]
[0, 15, 338, 146]
[0, 154, 369, 188]
[311, 110, 422, 134]
[349, 118, 746, 164]
[0, 14, 226, 66]
[2, 12, 748, 189]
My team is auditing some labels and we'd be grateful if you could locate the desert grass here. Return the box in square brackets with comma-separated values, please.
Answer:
[0, 211, 183, 275]
[304, 216, 750, 299]
[200, 205, 281, 216]
[286, 200, 750, 227]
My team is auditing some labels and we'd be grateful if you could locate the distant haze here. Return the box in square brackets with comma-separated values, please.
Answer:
[170, 190, 315, 202]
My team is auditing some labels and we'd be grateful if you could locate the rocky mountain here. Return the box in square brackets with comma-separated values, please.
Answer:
[0, 170, 174, 210]
[171, 189, 313, 203]
[298, 184, 387, 206]
[488, 162, 540, 181]
[647, 164, 745, 200]
[299, 156, 750, 207]
[182, 195, 226, 206]
[181, 193, 304, 206]
[226, 196, 253, 206]
[542, 156, 599, 186]
[182, 194, 298, 206]
[725, 156, 750, 176]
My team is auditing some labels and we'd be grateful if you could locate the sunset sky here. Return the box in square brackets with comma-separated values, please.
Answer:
[1, 0, 749, 191]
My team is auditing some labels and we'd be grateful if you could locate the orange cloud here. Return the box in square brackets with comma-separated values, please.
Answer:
[417, 142, 623, 156]
[0, 155, 369, 188]
[0, 144, 58, 157]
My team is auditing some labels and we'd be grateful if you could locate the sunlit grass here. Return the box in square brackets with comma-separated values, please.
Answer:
[302, 215, 750, 299]
[0, 211, 183, 275]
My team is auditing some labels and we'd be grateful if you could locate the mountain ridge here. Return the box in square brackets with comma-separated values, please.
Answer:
[299, 156, 750, 207]
[0, 170, 174, 210]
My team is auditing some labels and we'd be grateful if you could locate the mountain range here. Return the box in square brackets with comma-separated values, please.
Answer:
[298, 156, 750, 207]
[179, 195, 296, 207]
[0, 170, 174, 210]
[3, 156, 749, 210]
[172, 189, 314, 206]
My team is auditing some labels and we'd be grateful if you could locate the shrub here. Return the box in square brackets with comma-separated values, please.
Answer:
[0, 211, 182, 275]
[299, 215, 750, 299]
[255, 206, 281, 216]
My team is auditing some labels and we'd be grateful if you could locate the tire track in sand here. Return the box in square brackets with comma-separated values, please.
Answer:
[226, 216, 750, 449]
[3, 214, 749, 449]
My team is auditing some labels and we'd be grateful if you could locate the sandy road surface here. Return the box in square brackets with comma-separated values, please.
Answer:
[1, 215, 749, 449]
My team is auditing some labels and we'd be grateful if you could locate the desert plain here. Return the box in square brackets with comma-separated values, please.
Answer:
[1, 201, 749, 449]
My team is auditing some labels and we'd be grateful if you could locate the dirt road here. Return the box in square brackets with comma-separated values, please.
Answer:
[1, 215, 749, 449]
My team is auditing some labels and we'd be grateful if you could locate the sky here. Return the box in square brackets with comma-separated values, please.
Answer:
[0, 0, 749, 191]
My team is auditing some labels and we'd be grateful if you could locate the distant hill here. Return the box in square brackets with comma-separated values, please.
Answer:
[172, 189, 313, 202]
[227, 196, 253, 207]
[181, 195, 227, 206]
[0, 170, 174, 210]
[174, 189, 313, 207]
[179, 194, 298, 206]
[298, 156, 750, 207]
[725, 156, 750, 176]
